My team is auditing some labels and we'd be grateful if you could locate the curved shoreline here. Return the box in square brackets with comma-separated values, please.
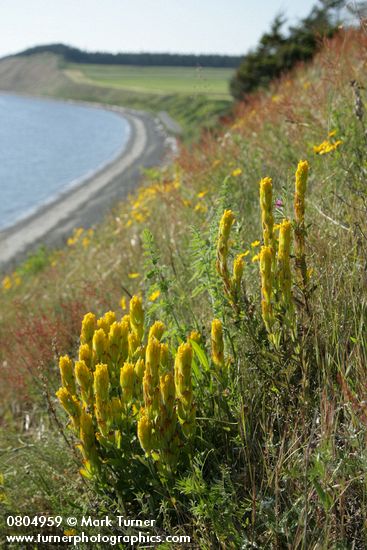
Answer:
[0, 101, 173, 271]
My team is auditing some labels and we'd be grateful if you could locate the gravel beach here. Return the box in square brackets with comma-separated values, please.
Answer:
[0, 103, 174, 271]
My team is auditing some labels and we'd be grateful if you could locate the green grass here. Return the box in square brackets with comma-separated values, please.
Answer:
[64, 63, 233, 99]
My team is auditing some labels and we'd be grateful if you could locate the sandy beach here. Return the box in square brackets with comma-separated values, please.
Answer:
[0, 102, 175, 271]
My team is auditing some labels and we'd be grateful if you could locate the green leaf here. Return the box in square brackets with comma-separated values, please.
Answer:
[191, 340, 210, 372]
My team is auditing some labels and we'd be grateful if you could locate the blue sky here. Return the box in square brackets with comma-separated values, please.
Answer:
[0, 0, 318, 58]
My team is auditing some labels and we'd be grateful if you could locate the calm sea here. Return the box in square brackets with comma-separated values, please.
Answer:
[0, 94, 131, 230]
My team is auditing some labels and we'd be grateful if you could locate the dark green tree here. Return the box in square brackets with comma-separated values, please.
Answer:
[230, 0, 344, 100]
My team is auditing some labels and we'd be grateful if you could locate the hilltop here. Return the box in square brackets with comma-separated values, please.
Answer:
[13, 42, 242, 68]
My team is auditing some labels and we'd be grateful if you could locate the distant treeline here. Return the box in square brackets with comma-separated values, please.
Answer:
[15, 43, 242, 68]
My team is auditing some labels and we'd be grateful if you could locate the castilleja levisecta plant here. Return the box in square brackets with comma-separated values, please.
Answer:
[57, 160, 310, 490]
[56, 295, 221, 483]
[216, 160, 310, 342]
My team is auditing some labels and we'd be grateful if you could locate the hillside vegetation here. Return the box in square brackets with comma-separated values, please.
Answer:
[64, 63, 233, 99]
[1, 29, 367, 548]
[16, 43, 242, 68]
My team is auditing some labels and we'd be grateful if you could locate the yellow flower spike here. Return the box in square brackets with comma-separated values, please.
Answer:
[134, 357, 146, 381]
[216, 210, 235, 294]
[294, 160, 309, 286]
[143, 337, 161, 414]
[137, 410, 153, 454]
[252, 254, 260, 263]
[174, 343, 193, 409]
[160, 342, 170, 371]
[232, 254, 245, 293]
[251, 240, 260, 247]
[56, 387, 81, 431]
[78, 343, 93, 371]
[97, 311, 116, 335]
[211, 319, 225, 368]
[188, 330, 201, 344]
[148, 320, 165, 341]
[260, 246, 274, 332]
[295, 160, 309, 225]
[92, 328, 108, 363]
[130, 295, 144, 343]
[108, 321, 129, 364]
[149, 290, 161, 302]
[128, 272, 140, 279]
[94, 363, 109, 401]
[158, 371, 178, 450]
[128, 332, 139, 359]
[93, 364, 110, 435]
[120, 362, 135, 403]
[79, 409, 99, 468]
[174, 342, 195, 437]
[277, 220, 293, 309]
[80, 312, 96, 345]
[219, 209, 235, 241]
[75, 360, 93, 406]
[259, 177, 274, 248]
[160, 371, 175, 411]
[59, 355, 76, 395]
[120, 296, 127, 310]
[110, 396, 123, 425]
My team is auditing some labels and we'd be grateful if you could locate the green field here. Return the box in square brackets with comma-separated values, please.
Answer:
[64, 63, 234, 99]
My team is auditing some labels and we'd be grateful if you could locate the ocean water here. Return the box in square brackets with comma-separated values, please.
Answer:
[0, 94, 131, 230]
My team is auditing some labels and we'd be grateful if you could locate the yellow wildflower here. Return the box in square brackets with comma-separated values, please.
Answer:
[252, 254, 260, 263]
[120, 296, 127, 310]
[211, 319, 224, 368]
[137, 410, 153, 454]
[259, 177, 274, 248]
[2, 276, 12, 291]
[197, 190, 208, 199]
[194, 203, 208, 213]
[149, 290, 161, 302]
[313, 139, 342, 155]
[82, 237, 90, 248]
[128, 273, 140, 279]
[231, 168, 242, 177]
[251, 240, 260, 248]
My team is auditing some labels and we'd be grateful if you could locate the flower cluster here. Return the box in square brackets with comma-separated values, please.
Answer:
[257, 160, 310, 339]
[56, 296, 198, 478]
[313, 130, 342, 155]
